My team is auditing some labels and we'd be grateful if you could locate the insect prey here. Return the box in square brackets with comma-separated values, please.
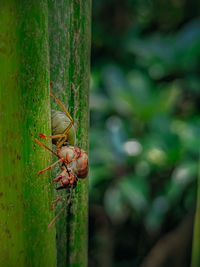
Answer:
[35, 91, 88, 229]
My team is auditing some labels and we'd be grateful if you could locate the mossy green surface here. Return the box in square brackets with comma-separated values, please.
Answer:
[48, 0, 91, 266]
[191, 162, 200, 267]
[0, 1, 57, 266]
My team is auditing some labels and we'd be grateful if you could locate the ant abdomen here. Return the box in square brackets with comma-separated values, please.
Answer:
[51, 110, 76, 145]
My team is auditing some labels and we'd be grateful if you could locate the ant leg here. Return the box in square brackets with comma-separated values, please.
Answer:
[39, 133, 66, 140]
[35, 138, 72, 173]
[50, 92, 73, 149]
[56, 132, 69, 151]
[48, 206, 66, 229]
[53, 175, 62, 182]
[35, 138, 60, 158]
[35, 139, 70, 176]
[50, 196, 63, 210]
[39, 132, 69, 153]
[38, 159, 63, 174]
[48, 185, 74, 229]
[50, 91, 73, 124]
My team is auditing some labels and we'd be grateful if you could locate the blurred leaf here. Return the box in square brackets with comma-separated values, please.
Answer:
[167, 161, 198, 204]
[118, 175, 149, 212]
[104, 186, 128, 223]
[145, 196, 169, 232]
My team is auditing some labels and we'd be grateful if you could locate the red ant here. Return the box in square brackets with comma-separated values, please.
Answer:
[35, 92, 88, 229]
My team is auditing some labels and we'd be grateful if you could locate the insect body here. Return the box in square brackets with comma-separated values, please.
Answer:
[39, 92, 75, 151]
[58, 146, 88, 179]
[51, 110, 76, 146]
[54, 168, 77, 189]
[35, 91, 88, 228]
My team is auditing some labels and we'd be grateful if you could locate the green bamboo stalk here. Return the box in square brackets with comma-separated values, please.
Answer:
[48, 1, 70, 265]
[0, 1, 57, 266]
[191, 162, 200, 267]
[48, 0, 91, 266]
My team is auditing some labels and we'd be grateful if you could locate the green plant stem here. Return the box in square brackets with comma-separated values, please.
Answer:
[191, 162, 200, 267]
[0, 1, 57, 266]
[48, 0, 91, 266]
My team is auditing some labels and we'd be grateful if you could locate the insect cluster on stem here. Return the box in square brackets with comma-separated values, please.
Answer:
[35, 91, 88, 229]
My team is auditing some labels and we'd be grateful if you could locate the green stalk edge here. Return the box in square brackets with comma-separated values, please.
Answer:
[0, 1, 57, 266]
[191, 162, 200, 267]
[48, 0, 91, 266]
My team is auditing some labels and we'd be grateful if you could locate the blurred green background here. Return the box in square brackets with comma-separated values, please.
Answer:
[89, 1, 200, 266]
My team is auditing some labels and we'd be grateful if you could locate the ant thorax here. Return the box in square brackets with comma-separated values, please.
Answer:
[59, 146, 77, 164]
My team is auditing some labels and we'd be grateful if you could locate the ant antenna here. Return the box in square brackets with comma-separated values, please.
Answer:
[48, 206, 66, 229]
[48, 185, 74, 229]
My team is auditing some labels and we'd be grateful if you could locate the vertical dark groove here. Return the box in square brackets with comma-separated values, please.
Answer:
[66, 205, 71, 267]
